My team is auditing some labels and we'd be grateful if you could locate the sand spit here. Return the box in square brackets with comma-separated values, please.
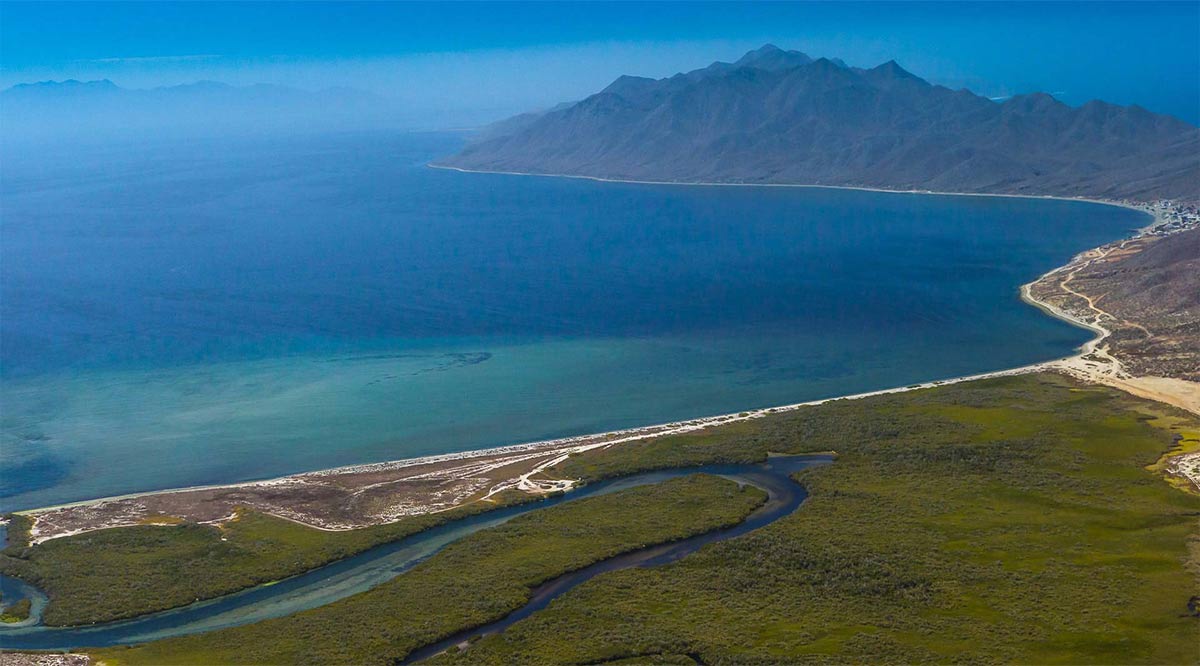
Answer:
[19, 361, 1055, 545]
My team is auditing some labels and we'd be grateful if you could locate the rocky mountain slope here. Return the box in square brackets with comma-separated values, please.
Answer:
[439, 45, 1200, 201]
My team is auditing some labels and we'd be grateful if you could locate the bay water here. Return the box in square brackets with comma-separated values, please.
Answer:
[0, 131, 1145, 511]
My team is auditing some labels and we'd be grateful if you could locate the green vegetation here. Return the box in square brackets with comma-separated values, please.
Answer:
[1146, 408, 1200, 494]
[93, 474, 766, 665]
[0, 492, 535, 626]
[0, 597, 31, 623]
[428, 374, 1200, 665]
[29, 373, 1200, 665]
[2, 514, 33, 548]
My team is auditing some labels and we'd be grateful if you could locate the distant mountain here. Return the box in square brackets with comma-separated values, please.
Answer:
[5, 79, 123, 97]
[438, 45, 1200, 201]
[1, 79, 397, 142]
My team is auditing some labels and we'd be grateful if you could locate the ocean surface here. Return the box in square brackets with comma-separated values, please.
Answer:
[0, 131, 1146, 511]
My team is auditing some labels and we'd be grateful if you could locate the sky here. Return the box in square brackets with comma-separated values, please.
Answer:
[2, 1, 1198, 125]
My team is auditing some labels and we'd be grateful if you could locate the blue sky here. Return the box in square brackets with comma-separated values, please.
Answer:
[3, 1, 1198, 124]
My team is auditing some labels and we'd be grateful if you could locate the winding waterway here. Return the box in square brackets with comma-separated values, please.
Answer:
[0, 455, 829, 651]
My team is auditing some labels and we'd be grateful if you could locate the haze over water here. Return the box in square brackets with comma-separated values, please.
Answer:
[0, 131, 1145, 511]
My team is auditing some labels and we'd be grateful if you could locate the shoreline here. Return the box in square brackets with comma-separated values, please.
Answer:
[1019, 240, 1199, 417]
[429, 164, 1197, 412]
[16, 360, 1065, 524]
[11, 175, 1192, 540]
[426, 163, 1158, 219]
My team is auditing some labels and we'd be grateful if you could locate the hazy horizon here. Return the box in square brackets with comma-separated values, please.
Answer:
[3, 1, 1199, 134]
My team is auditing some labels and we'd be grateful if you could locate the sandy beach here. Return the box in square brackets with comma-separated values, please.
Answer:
[1021, 243, 1200, 417]
[15, 357, 1058, 544]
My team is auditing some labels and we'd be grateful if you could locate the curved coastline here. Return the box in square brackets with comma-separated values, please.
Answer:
[425, 163, 1156, 219]
[1019, 244, 1200, 416]
[1018, 283, 1107, 351]
[9, 171, 1152, 526]
[424, 164, 1199, 418]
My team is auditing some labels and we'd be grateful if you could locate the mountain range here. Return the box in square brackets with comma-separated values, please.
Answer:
[438, 45, 1200, 201]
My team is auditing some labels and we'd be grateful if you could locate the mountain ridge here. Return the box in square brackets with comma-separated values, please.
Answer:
[438, 46, 1200, 201]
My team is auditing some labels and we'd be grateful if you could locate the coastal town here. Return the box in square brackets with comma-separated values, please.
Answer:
[1131, 199, 1200, 235]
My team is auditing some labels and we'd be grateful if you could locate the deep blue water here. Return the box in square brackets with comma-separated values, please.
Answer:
[0, 131, 1146, 511]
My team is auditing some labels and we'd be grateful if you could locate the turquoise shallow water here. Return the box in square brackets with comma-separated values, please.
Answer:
[0, 131, 1145, 511]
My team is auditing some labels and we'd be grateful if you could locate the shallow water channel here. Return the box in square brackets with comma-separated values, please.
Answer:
[0, 454, 831, 652]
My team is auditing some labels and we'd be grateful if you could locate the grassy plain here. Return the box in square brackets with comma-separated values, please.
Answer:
[430, 373, 1200, 665]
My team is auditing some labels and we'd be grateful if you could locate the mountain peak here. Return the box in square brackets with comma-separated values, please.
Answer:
[1003, 91, 1068, 114]
[870, 60, 919, 80]
[751, 43, 783, 54]
[733, 44, 813, 72]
